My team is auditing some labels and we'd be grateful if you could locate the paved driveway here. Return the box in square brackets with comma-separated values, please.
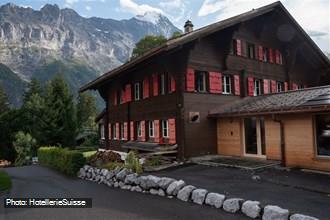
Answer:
[0, 165, 247, 220]
[156, 164, 330, 220]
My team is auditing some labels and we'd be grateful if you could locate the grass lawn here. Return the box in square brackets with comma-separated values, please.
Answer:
[0, 170, 12, 192]
[82, 150, 97, 158]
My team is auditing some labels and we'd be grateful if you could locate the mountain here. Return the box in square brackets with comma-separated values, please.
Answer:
[0, 3, 180, 106]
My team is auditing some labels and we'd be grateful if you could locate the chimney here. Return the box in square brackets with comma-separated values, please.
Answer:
[184, 20, 193, 33]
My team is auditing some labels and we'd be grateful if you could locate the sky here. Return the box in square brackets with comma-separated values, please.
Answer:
[0, 0, 329, 53]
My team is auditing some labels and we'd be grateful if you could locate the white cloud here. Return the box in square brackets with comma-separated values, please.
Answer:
[119, 0, 163, 15]
[85, 5, 92, 11]
[159, 0, 183, 9]
[198, 0, 228, 17]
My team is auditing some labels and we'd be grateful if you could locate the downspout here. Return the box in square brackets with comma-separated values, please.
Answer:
[272, 114, 286, 167]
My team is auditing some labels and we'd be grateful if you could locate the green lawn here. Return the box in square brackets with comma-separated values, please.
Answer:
[82, 150, 97, 158]
[0, 171, 12, 192]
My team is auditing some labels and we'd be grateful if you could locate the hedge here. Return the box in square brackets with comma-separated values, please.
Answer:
[38, 147, 86, 176]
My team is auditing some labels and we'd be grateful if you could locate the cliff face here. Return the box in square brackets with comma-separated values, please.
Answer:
[0, 3, 180, 80]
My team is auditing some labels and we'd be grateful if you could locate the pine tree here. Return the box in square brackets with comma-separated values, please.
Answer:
[41, 74, 77, 147]
[0, 84, 9, 115]
[77, 92, 97, 131]
[22, 78, 42, 106]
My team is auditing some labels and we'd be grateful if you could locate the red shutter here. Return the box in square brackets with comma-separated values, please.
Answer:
[170, 75, 176, 93]
[125, 84, 131, 102]
[269, 48, 274, 63]
[284, 82, 288, 91]
[124, 122, 128, 140]
[130, 121, 134, 141]
[292, 83, 298, 90]
[114, 91, 117, 106]
[258, 46, 263, 61]
[141, 121, 146, 141]
[116, 123, 119, 140]
[236, 39, 242, 56]
[234, 75, 240, 96]
[263, 79, 269, 94]
[186, 68, 195, 92]
[108, 123, 112, 139]
[271, 80, 277, 93]
[209, 72, 222, 94]
[247, 77, 254, 96]
[152, 74, 158, 96]
[121, 89, 126, 104]
[154, 120, 160, 142]
[169, 118, 176, 144]
[275, 49, 280, 64]
[143, 77, 149, 99]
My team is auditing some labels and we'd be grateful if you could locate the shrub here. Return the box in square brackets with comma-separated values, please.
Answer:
[87, 151, 122, 167]
[13, 131, 37, 166]
[38, 147, 86, 176]
[102, 161, 125, 170]
[145, 155, 162, 167]
[125, 150, 143, 174]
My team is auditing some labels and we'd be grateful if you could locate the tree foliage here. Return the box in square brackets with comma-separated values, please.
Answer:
[13, 131, 36, 165]
[0, 84, 9, 115]
[77, 92, 97, 131]
[131, 35, 167, 59]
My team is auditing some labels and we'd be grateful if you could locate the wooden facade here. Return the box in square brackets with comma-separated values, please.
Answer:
[81, 2, 330, 160]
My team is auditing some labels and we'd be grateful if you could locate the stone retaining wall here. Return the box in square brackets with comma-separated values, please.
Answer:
[78, 165, 318, 220]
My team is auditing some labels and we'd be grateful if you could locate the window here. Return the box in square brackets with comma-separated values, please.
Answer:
[118, 89, 124, 104]
[161, 120, 169, 138]
[254, 79, 262, 96]
[160, 73, 167, 95]
[277, 82, 284, 92]
[279, 52, 283, 64]
[231, 39, 237, 55]
[315, 114, 330, 156]
[134, 83, 141, 101]
[222, 75, 232, 94]
[298, 84, 304, 90]
[148, 121, 154, 137]
[137, 121, 142, 137]
[100, 124, 105, 139]
[112, 124, 117, 140]
[195, 71, 207, 92]
[120, 123, 124, 140]
[263, 47, 269, 62]
[247, 43, 255, 59]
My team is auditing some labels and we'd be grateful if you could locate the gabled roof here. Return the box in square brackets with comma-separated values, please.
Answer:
[80, 1, 330, 92]
[209, 86, 330, 117]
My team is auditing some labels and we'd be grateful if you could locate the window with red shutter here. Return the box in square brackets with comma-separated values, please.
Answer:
[269, 48, 274, 63]
[125, 84, 131, 102]
[143, 77, 149, 99]
[152, 74, 159, 96]
[130, 121, 134, 141]
[169, 118, 176, 144]
[170, 75, 176, 93]
[234, 75, 240, 96]
[116, 123, 120, 140]
[258, 46, 263, 61]
[209, 72, 222, 94]
[236, 39, 242, 56]
[292, 83, 298, 90]
[271, 80, 277, 93]
[263, 79, 270, 94]
[186, 68, 195, 92]
[247, 77, 254, 96]
[124, 122, 128, 140]
[154, 120, 160, 142]
[275, 49, 280, 64]
[284, 82, 288, 91]
[108, 123, 112, 139]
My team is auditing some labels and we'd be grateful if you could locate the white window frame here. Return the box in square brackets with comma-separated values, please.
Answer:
[134, 83, 140, 101]
[254, 79, 261, 96]
[196, 71, 207, 92]
[161, 120, 169, 138]
[148, 121, 154, 137]
[263, 48, 268, 62]
[100, 124, 105, 139]
[160, 74, 166, 95]
[277, 82, 284, 92]
[112, 124, 117, 140]
[137, 121, 142, 137]
[222, 75, 232, 94]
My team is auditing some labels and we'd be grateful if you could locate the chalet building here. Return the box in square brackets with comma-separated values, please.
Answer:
[80, 2, 330, 171]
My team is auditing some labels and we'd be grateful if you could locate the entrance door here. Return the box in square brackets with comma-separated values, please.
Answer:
[244, 117, 266, 157]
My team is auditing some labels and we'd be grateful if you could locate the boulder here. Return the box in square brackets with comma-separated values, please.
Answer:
[205, 192, 225, 208]
[138, 175, 161, 190]
[166, 180, 186, 195]
[223, 198, 244, 213]
[263, 205, 289, 220]
[114, 182, 119, 188]
[83, 165, 91, 171]
[290, 214, 318, 220]
[116, 168, 130, 181]
[101, 169, 109, 176]
[135, 186, 142, 193]
[125, 173, 139, 185]
[150, 188, 159, 195]
[106, 171, 115, 180]
[95, 175, 100, 182]
[242, 200, 261, 219]
[177, 185, 196, 202]
[191, 189, 208, 205]
[158, 188, 165, 197]
[158, 177, 176, 190]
